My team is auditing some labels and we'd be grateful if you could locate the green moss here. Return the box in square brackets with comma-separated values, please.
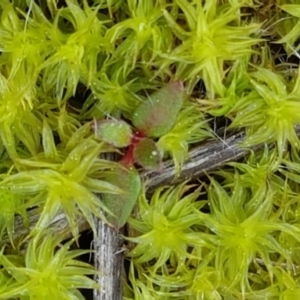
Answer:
[0, 0, 300, 299]
[0, 233, 99, 299]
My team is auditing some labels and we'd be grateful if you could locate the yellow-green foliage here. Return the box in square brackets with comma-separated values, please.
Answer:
[1, 0, 300, 299]
[126, 170, 300, 299]
[230, 67, 300, 156]
[0, 233, 99, 299]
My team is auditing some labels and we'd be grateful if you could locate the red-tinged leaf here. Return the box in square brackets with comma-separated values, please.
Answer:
[92, 119, 132, 148]
[132, 81, 185, 137]
[102, 166, 141, 228]
[133, 138, 162, 171]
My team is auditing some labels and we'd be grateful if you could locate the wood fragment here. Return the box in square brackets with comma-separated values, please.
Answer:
[143, 131, 252, 193]
[93, 221, 124, 300]
[8, 132, 255, 244]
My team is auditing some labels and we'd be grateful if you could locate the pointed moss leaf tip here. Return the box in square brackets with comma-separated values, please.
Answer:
[102, 166, 141, 228]
[133, 138, 162, 171]
[92, 119, 132, 148]
[132, 81, 185, 138]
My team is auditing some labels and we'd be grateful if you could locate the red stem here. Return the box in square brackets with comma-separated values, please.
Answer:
[119, 131, 146, 167]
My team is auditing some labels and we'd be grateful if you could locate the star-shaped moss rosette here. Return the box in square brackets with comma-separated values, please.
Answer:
[91, 81, 185, 228]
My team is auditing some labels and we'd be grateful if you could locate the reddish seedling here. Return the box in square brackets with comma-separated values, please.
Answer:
[91, 81, 185, 227]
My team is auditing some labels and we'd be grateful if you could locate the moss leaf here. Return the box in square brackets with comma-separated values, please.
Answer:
[132, 81, 185, 137]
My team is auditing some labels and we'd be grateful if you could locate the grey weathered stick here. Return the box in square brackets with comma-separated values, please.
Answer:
[144, 130, 262, 193]
[6, 209, 90, 243]
[93, 152, 124, 300]
[7, 131, 254, 243]
[93, 221, 123, 300]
